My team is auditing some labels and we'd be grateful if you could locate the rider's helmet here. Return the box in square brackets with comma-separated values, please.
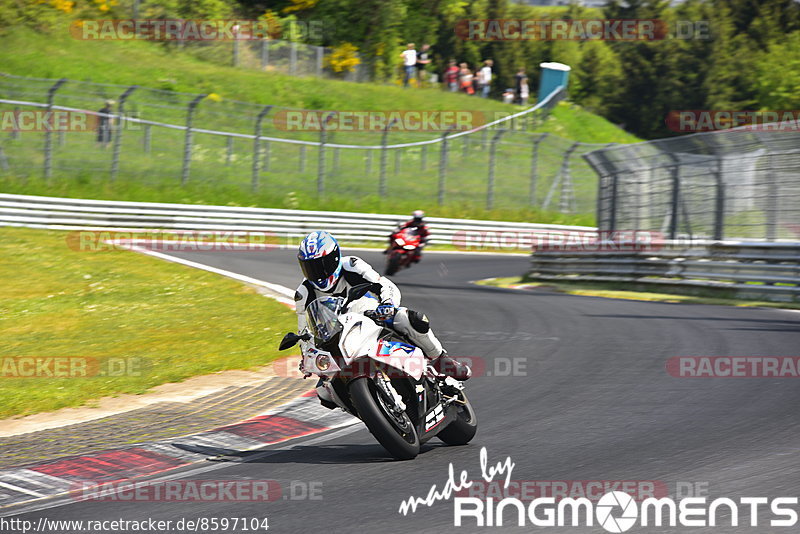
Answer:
[298, 231, 342, 292]
[412, 210, 425, 224]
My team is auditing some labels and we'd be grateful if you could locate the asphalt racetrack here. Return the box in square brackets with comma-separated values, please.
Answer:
[12, 248, 800, 533]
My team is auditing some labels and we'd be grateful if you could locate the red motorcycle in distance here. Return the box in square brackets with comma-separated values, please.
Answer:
[385, 227, 422, 276]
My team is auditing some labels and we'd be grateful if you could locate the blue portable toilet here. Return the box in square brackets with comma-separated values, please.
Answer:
[537, 62, 571, 104]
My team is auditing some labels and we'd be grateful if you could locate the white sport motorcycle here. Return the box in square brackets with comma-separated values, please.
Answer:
[279, 284, 477, 460]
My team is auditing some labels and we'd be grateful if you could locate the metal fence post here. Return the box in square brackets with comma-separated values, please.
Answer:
[766, 152, 778, 242]
[316, 46, 323, 77]
[260, 40, 269, 69]
[143, 124, 151, 153]
[438, 127, 455, 206]
[290, 42, 298, 75]
[333, 147, 340, 174]
[110, 85, 138, 182]
[43, 78, 66, 181]
[318, 112, 336, 198]
[559, 142, 579, 213]
[529, 133, 548, 206]
[379, 119, 396, 197]
[299, 145, 306, 172]
[394, 149, 401, 176]
[420, 144, 427, 171]
[251, 105, 273, 191]
[486, 129, 507, 210]
[226, 137, 234, 165]
[181, 94, 206, 186]
[668, 162, 681, 240]
[0, 146, 9, 172]
[713, 158, 725, 241]
[10, 107, 20, 140]
[609, 174, 619, 231]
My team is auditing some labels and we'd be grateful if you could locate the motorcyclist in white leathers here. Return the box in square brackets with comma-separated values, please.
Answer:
[294, 231, 471, 388]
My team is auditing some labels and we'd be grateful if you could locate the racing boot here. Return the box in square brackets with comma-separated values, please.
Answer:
[431, 350, 472, 381]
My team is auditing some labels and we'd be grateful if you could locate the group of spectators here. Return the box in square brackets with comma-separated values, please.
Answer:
[443, 59, 493, 98]
[401, 43, 531, 105]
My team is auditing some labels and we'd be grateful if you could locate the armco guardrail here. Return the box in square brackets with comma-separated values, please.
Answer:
[0, 193, 596, 248]
[528, 243, 800, 302]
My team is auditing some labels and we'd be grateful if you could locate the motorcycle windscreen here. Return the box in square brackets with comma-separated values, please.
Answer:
[306, 297, 344, 342]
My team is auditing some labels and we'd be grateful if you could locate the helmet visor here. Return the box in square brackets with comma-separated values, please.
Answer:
[299, 249, 341, 283]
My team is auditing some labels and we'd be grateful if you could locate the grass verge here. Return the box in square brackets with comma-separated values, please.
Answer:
[0, 227, 297, 419]
[476, 277, 800, 310]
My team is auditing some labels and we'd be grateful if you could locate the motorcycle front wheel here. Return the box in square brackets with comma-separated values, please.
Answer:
[385, 252, 401, 276]
[437, 391, 478, 445]
[349, 377, 420, 460]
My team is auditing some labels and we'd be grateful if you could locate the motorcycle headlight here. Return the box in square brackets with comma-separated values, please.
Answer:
[404, 245, 415, 250]
[395, 238, 404, 245]
[316, 354, 330, 371]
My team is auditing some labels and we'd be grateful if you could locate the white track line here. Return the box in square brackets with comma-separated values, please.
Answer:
[109, 240, 296, 307]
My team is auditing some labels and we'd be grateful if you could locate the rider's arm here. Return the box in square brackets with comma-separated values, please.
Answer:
[342, 256, 401, 307]
[294, 283, 310, 332]
[420, 225, 430, 246]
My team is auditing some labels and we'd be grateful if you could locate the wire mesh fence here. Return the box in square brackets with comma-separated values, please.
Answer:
[584, 129, 800, 241]
[0, 73, 607, 218]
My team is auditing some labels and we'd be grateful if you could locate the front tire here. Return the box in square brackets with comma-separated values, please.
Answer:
[385, 252, 400, 276]
[350, 377, 420, 460]
[437, 392, 478, 445]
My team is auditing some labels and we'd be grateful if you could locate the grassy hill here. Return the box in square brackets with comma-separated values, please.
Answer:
[0, 28, 639, 223]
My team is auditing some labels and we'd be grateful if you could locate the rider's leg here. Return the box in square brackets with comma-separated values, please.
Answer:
[392, 308, 471, 380]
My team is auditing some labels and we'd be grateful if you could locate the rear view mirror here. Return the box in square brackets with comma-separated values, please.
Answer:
[279, 332, 301, 351]
[346, 283, 373, 304]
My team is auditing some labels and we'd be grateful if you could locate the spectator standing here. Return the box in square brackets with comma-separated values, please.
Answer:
[519, 76, 530, 106]
[502, 88, 515, 104]
[459, 63, 474, 95]
[477, 59, 493, 98]
[97, 100, 113, 149]
[401, 43, 417, 88]
[514, 67, 526, 104]
[415, 44, 431, 88]
[444, 59, 459, 92]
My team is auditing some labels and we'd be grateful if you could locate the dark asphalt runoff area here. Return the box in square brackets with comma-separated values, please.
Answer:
[12, 248, 800, 533]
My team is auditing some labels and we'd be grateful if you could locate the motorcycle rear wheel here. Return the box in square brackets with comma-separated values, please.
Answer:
[350, 377, 420, 460]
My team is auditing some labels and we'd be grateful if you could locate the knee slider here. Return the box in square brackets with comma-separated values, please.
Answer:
[407, 310, 430, 333]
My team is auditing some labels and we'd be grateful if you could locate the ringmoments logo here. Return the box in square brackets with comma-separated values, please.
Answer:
[397, 448, 800, 531]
